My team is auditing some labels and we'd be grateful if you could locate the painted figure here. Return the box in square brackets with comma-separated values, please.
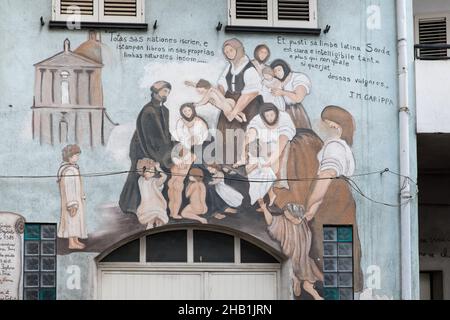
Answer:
[207, 164, 243, 213]
[169, 103, 208, 219]
[270, 59, 312, 129]
[304, 105, 364, 292]
[120, 81, 174, 215]
[181, 168, 208, 224]
[217, 38, 264, 164]
[185, 79, 247, 123]
[259, 201, 324, 300]
[251, 44, 271, 78]
[175, 103, 209, 150]
[57, 144, 87, 250]
[235, 104, 296, 208]
[136, 158, 169, 230]
[261, 67, 286, 111]
[168, 147, 196, 220]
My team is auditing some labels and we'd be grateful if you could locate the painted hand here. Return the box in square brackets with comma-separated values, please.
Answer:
[68, 206, 78, 217]
[271, 88, 284, 97]
[305, 210, 315, 222]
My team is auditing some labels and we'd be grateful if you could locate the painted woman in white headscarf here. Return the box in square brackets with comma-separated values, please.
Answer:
[270, 59, 312, 129]
[217, 38, 264, 165]
[237, 103, 296, 208]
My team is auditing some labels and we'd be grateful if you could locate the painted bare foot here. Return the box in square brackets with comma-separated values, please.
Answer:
[69, 242, 84, 250]
[74, 239, 86, 249]
[293, 278, 302, 297]
[269, 193, 277, 207]
[154, 219, 166, 228]
[303, 281, 324, 300]
[170, 214, 183, 220]
[224, 208, 238, 214]
[199, 217, 208, 224]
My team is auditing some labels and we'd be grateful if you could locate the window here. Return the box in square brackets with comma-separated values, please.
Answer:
[52, 0, 145, 24]
[101, 238, 140, 262]
[420, 271, 444, 300]
[99, 228, 280, 265]
[322, 226, 354, 300]
[193, 230, 235, 263]
[229, 0, 318, 29]
[23, 223, 57, 300]
[415, 13, 450, 59]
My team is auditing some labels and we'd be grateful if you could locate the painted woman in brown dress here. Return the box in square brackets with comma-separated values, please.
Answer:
[304, 105, 364, 293]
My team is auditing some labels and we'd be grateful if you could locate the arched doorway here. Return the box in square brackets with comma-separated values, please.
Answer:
[96, 226, 286, 300]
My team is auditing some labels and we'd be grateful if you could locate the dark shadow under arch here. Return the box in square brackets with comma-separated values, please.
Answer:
[95, 223, 287, 263]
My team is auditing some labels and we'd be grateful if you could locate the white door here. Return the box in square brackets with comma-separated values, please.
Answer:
[207, 272, 278, 300]
[99, 270, 279, 300]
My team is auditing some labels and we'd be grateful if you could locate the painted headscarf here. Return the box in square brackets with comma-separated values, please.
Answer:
[179, 103, 197, 122]
[254, 44, 271, 64]
[222, 38, 246, 65]
[283, 203, 305, 219]
[321, 105, 356, 146]
[270, 59, 292, 82]
[259, 103, 280, 126]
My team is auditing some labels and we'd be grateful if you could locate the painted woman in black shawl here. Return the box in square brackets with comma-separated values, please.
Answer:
[119, 81, 174, 215]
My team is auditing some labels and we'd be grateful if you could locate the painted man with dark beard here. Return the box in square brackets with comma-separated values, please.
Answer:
[119, 81, 174, 215]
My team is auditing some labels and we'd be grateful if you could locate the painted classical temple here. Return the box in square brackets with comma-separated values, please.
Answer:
[32, 32, 118, 148]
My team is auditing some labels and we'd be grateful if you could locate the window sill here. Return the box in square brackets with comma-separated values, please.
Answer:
[225, 25, 321, 36]
[49, 21, 148, 31]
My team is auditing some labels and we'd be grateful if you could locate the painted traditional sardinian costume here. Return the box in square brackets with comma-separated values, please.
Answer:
[270, 59, 312, 130]
[57, 163, 87, 239]
[246, 108, 296, 204]
[217, 39, 264, 165]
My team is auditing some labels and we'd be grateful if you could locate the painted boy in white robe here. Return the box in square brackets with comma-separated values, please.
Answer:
[57, 144, 87, 250]
[136, 158, 169, 230]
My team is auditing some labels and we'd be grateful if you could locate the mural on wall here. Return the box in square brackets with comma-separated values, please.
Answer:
[32, 32, 118, 148]
[0, 213, 25, 300]
[109, 38, 362, 300]
[57, 145, 88, 250]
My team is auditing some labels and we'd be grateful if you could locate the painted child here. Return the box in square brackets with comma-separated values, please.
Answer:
[57, 144, 87, 250]
[207, 165, 243, 214]
[185, 79, 247, 122]
[181, 168, 208, 224]
[261, 67, 286, 111]
[136, 158, 169, 230]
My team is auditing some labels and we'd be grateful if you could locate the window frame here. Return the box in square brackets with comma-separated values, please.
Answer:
[98, 227, 281, 267]
[52, 0, 145, 24]
[414, 11, 450, 59]
[23, 223, 58, 301]
[228, 0, 318, 29]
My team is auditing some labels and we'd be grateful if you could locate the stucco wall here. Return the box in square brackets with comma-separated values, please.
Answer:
[0, 0, 419, 300]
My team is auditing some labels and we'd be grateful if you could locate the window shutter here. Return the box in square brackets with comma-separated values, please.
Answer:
[54, 0, 99, 22]
[273, 0, 317, 28]
[99, 0, 144, 23]
[418, 17, 449, 59]
[230, 0, 273, 27]
[60, 0, 95, 15]
[277, 0, 310, 22]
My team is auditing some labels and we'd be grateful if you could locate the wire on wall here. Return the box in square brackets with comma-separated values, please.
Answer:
[0, 167, 418, 208]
